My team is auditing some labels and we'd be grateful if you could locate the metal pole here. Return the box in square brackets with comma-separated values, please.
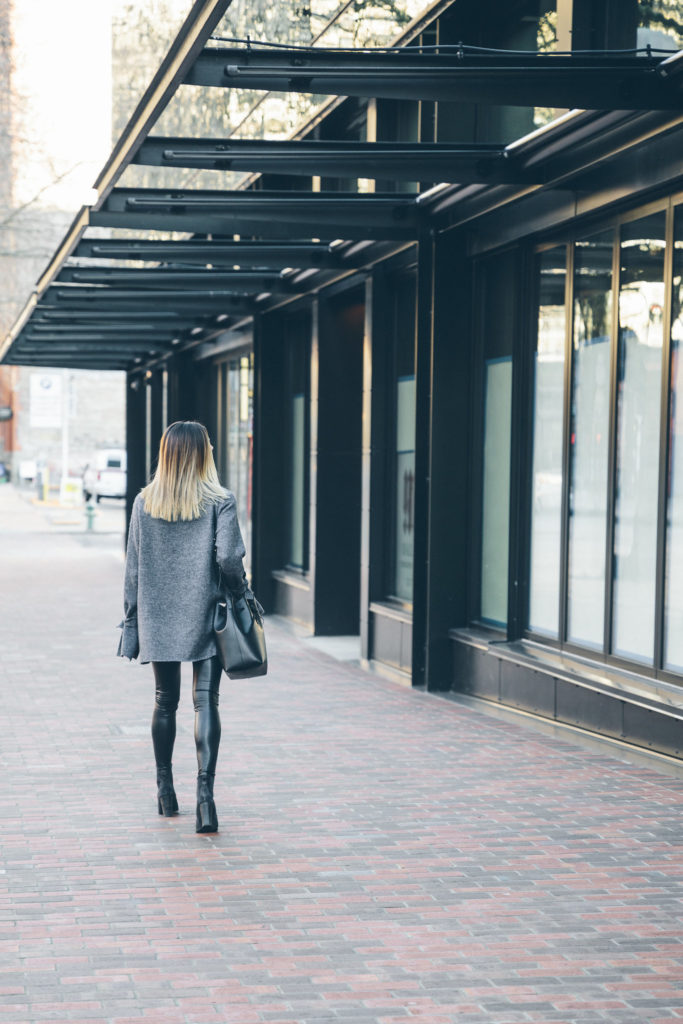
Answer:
[61, 368, 69, 493]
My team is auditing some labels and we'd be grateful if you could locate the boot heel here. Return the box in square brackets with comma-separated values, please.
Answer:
[156, 766, 178, 817]
[158, 791, 179, 817]
[196, 799, 218, 833]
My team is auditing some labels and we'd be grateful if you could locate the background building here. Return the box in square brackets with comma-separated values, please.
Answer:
[0, 0, 195, 482]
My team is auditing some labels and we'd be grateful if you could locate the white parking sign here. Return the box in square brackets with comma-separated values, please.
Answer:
[30, 373, 62, 429]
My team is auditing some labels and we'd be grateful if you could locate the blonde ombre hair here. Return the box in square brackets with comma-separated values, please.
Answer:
[141, 421, 226, 521]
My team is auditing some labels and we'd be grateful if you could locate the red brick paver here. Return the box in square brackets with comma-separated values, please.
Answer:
[1, 483, 682, 1023]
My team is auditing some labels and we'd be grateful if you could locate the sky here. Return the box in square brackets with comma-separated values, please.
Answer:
[11, 0, 114, 209]
[9, 0, 190, 212]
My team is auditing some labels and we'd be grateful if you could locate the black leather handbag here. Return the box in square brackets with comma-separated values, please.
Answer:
[213, 581, 268, 679]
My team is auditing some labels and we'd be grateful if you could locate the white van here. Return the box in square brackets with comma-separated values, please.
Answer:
[83, 449, 127, 502]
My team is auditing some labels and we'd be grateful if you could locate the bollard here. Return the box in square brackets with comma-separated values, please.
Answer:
[85, 500, 96, 531]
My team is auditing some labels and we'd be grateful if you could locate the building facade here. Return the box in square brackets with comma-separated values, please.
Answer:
[4, 0, 683, 760]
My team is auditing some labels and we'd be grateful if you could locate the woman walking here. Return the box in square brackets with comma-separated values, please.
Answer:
[117, 420, 249, 833]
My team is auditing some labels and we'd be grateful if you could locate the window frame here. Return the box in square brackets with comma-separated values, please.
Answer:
[522, 193, 683, 684]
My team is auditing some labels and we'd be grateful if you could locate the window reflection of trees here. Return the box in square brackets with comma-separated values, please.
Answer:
[566, 234, 612, 649]
[639, 0, 683, 48]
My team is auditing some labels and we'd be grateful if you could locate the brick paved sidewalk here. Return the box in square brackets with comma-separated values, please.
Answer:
[1, 483, 682, 1024]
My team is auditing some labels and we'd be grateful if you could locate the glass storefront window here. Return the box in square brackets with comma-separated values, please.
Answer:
[566, 231, 613, 649]
[287, 330, 308, 571]
[390, 277, 417, 603]
[220, 354, 254, 570]
[529, 246, 566, 636]
[522, 202, 683, 682]
[481, 357, 512, 625]
[664, 208, 683, 670]
[290, 392, 305, 569]
[479, 250, 516, 627]
[394, 375, 416, 602]
[612, 214, 666, 662]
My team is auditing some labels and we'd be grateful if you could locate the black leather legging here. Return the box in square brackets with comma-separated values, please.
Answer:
[151, 656, 222, 775]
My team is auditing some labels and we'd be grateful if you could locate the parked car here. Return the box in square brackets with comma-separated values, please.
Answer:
[83, 449, 127, 502]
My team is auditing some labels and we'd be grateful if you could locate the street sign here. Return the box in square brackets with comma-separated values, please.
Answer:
[0, 406, 12, 421]
[30, 373, 62, 428]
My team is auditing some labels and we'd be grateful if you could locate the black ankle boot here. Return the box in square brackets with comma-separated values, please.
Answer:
[156, 765, 178, 817]
[196, 771, 218, 833]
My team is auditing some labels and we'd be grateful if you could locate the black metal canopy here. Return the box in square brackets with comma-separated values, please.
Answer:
[3, 0, 683, 372]
[187, 45, 683, 110]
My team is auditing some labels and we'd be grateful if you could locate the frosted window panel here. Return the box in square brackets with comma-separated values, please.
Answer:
[481, 357, 512, 626]
[529, 247, 566, 636]
[664, 218, 683, 671]
[612, 214, 666, 662]
[567, 232, 613, 648]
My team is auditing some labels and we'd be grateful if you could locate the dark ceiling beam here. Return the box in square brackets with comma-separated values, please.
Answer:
[187, 46, 683, 110]
[135, 136, 528, 184]
[44, 285, 258, 302]
[7, 352, 134, 368]
[72, 239, 341, 269]
[34, 309, 209, 324]
[55, 267, 299, 291]
[90, 188, 420, 241]
[29, 322, 185, 335]
[23, 337, 179, 354]
[36, 296, 256, 316]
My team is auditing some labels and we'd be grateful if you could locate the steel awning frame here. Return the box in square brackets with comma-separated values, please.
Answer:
[70, 239, 344, 269]
[3, 2, 683, 369]
[55, 267, 307, 292]
[133, 137, 524, 184]
[89, 188, 420, 242]
[187, 44, 683, 110]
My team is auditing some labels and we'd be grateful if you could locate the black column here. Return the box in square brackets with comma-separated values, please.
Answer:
[569, 0, 638, 49]
[125, 374, 146, 544]
[313, 289, 364, 635]
[411, 229, 435, 687]
[360, 271, 392, 661]
[193, 360, 214, 427]
[252, 312, 287, 611]
[149, 370, 164, 475]
[167, 352, 198, 423]
[424, 231, 473, 691]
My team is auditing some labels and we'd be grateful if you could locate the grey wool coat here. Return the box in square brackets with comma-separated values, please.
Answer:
[117, 491, 247, 663]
